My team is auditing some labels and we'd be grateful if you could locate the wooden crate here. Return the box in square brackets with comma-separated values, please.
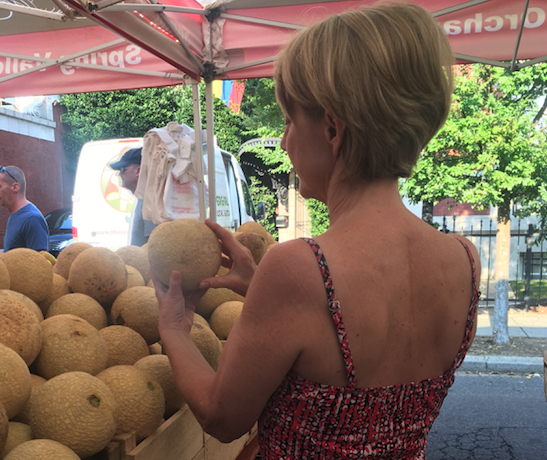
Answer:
[90, 406, 259, 460]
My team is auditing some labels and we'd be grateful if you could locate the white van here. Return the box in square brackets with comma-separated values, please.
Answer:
[72, 138, 259, 251]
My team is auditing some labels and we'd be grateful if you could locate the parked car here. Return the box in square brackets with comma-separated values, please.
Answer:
[45, 207, 73, 257]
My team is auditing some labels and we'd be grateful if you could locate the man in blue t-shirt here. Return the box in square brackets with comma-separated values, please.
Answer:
[0, 166, 49, 252]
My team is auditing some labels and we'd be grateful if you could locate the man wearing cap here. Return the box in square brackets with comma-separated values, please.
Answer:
[0, 165, 48, 252]
[110, 148, 156, 246]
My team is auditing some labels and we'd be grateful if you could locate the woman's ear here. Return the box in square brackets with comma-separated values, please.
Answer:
[324, 112, 346, 157]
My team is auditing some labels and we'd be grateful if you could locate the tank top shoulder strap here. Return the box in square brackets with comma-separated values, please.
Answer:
[301, 237, 357, 387]
[453, 239, 481, 368]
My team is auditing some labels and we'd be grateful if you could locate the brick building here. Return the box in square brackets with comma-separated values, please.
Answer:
[0, 97, 73, 248]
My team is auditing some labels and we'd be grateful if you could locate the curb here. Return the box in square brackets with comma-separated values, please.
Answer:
[460, 355, 544, 374]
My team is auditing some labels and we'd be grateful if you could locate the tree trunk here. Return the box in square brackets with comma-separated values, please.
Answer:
[422, 201, 434, 226]
[493, 203, 511, 344]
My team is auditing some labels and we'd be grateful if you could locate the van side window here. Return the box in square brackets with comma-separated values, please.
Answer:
[241, 179, 256, 220]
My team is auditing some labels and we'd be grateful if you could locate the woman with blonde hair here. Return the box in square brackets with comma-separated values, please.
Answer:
[154, 3, 481, 458]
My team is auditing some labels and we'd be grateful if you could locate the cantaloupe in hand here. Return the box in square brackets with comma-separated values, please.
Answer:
[148, 219, 221, 291]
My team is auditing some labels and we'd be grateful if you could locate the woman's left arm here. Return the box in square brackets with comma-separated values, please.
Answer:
[156, 239, 315, 442]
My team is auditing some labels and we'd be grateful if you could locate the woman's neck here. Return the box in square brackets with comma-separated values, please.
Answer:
[325, 177, 404, 227]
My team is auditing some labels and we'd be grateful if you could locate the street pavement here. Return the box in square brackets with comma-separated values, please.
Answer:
[460, 308, 547, 374]
[426, 373, 547, 459]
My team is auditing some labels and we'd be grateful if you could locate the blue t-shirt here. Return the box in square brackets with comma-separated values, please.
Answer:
[4, 203, 49, 252]
[130, 199, 157, 247]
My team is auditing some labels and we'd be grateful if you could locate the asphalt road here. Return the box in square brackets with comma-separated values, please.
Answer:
[425, 372, 547, 459]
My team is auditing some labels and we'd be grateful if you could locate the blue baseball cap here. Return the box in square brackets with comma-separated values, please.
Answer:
[109, 147, 142, 170]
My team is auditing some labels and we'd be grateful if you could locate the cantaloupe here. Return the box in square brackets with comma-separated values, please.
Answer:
[148, 219, 221, 291]
[196, 288, 232, 319]
[135, 354, 186, 418]
[0, 403, 7, 457]
[0, 344, 31, 420]
[0, 260, 10, 291]
[190, 323, 222, 371]
[100, 326, 149, 367]
[96, 365, 164, 440]
[234, 232, 267, 265]
[1, 422, 32, 459]
[115, 246, 150, 285]
[30, 371, 117, 458]
[0, 291, 43, 323]
[37, 274, 70, 316]
[0, 293, 42, 365]
[68, 247, 127, 308]
[235, 221, 270, 244]
[34, 314, 108, 379]
[148, 342, 162, 354]
[53, 242, 93, 280]
[4, 439, 80, 460]
[110, 287, 159, 345]
[125, 265, 145, 288]
[2, 249, 53, 303]
[11, 374, 46, 425]
[46, 293, 107, 331]
[209, 301, 244, 340]
[193, 313, 211, 329]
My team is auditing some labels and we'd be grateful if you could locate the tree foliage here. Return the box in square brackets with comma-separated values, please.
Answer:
[403, 64, 547, 223]
[60, 83, 248, 168]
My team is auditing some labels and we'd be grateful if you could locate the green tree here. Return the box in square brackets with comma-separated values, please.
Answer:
[60, 83, 248, 170]
[240, 78, 333, 237]
[403, 63, 547, 344]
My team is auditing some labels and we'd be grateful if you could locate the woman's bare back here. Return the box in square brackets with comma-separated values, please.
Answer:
[290, 208, 480, 389]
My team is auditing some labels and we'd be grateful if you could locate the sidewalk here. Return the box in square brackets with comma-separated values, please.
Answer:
[475, 307, 547, 338]
[460, 307, 547, 374]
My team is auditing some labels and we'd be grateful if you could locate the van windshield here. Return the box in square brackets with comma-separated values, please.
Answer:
[241, 179, 256, 220]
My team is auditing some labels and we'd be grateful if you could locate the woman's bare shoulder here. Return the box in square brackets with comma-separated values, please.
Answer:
[245, 238, 324, 310]
[447, 233, 482, 274]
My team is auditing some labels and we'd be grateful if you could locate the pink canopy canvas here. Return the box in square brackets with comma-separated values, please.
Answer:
[0, 0, 546, 98]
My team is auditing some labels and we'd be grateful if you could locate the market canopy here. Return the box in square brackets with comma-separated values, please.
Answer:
[0, 0, 546, 98]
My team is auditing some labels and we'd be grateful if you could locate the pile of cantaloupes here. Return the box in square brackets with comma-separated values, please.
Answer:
[0, 218, 275, 459]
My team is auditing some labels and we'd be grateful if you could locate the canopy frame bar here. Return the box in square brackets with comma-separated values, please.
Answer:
[430, 0, 492, 17]
[102, 3, 208, 14]
[0, 38, 126, 83]
[510, 0, 530, 71]
[0, 2, 67, 21]
[146, 0, 206, 74]
[219, 12, 305, 30]
[454, 53, 512, 68]
[0, 40, 191, 85]
[517, 55, 547, 68]
[51, 0, 79, 19]
[220, 56, 274, 74]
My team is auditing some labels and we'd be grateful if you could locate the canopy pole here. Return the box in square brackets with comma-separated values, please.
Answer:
[206, 81, 216, 223]
[192, 83, 207, 222]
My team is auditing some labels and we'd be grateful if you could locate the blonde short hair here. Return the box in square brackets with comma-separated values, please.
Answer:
[275, 2, 454, 182]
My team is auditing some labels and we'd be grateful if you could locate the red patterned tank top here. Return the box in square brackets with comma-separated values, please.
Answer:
[258, 238, 479, 459]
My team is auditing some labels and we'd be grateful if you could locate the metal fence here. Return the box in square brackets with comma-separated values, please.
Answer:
[439, 215, 546, 310]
